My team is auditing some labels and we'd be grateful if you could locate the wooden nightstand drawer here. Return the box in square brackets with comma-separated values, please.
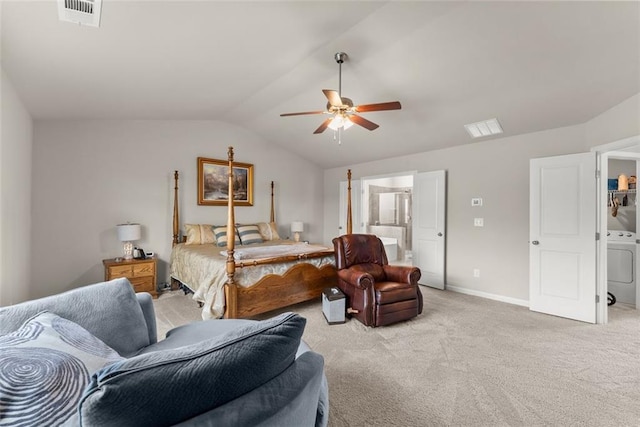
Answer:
[132, 263, 155, 277]
[103, 258, 158, 298]
[129, 276, 154, 293]
[109, 265, 133, 278]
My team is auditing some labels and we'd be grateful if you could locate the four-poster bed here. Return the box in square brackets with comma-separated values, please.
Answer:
[170, 147, 339, 319]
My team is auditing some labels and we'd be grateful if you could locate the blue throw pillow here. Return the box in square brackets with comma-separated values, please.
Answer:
[78, 312, 306, 427]
[0, 311, 123, 427]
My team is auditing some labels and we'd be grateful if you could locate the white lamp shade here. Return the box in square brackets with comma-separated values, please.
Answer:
[291, 221, 304, 233]
[117, 223, 141, 242]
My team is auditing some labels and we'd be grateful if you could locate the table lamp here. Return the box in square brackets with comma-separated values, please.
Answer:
[117, 223, 141, 260]
[291, 221, 304, 242]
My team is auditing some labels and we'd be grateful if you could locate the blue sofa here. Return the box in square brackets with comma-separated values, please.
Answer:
[0, 278, 329, 426]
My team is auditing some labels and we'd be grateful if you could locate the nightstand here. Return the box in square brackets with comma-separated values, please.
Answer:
[103, 257, 158, 298]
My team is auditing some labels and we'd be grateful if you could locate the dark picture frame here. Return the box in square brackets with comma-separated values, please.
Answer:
[197, 157, 254, 206]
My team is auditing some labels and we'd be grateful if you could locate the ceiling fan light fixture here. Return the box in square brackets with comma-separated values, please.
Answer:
[464, 118, 503, 138]
[328, 115, 353, 131]
[280, 51, 401, 136]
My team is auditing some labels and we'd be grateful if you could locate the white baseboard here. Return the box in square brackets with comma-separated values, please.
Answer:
[445, 285, 529, 308]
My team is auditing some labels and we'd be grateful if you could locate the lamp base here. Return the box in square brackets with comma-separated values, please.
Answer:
[293, 232, 301, 242]
[123, 241, 134, 260]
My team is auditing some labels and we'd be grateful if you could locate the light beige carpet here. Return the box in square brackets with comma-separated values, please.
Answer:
[153, 287, 640, 426]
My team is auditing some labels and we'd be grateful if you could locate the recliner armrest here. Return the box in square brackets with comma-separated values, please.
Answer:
[382, 265, 421, 285]
[337, 269, 374, 290]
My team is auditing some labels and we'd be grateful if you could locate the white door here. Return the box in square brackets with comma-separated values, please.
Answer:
[338, 179, 361, 235]
[413, 170, 446, 289]
[530, 152, 597, 323]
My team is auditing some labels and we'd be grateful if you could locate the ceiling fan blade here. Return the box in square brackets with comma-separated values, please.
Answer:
[313, 118, 333, 134]
[280, 110, 325, 117]
[323, 89, 343, 107]
[355, 101, 402, 113]
[350, 114, 379, 131]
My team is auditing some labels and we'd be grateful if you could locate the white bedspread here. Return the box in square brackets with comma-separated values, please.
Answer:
[170, 241, 335, 319]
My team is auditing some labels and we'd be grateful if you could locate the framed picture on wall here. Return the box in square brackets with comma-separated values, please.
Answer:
[197, 157, 254, 206]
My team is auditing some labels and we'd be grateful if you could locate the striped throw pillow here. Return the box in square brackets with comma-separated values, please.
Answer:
[213, 226, 241, 247]
[237, 224, 264, 245]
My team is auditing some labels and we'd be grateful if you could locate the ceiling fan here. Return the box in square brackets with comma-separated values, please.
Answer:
[280, 52, 402, 136]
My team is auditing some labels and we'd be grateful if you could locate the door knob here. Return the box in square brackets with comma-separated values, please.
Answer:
[532, 240, 540, 245]
[437, 232, 443, 237]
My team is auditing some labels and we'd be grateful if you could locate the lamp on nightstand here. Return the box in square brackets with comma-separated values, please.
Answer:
[116, 223, 141, 260]
[291, 221, 304, 242]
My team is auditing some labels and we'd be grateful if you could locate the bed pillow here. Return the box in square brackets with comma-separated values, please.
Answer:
[78, 312, 306, 427]
[213, 225, 241, 247]
[0, 311, 123, 427]
[236, 224, 264, 245]
[257, 222, 281, 241]
[184, 224, 216, 245]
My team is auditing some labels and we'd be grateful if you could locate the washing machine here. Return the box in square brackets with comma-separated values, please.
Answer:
[607, 230, 636, 305]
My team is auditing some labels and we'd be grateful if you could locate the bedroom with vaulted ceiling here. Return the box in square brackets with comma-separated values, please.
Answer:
[1, 1, 639, 425]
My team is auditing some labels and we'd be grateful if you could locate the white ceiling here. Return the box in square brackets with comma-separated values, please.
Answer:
[2, 1, 639, 169]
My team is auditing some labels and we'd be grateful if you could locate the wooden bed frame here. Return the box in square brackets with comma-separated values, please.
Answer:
[171, 146, 343, 319]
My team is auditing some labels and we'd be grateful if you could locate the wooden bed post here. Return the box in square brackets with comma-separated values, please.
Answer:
[225, 146, 238, 319]
[347, 169, 353, 235]
[172, 170, 180, 246]
[270, 181, 275, 223]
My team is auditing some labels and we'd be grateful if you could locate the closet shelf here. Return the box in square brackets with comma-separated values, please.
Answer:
[608, 189, 636, 194]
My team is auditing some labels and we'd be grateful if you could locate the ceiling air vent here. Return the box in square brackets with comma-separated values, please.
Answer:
[58, 0, 102, 28]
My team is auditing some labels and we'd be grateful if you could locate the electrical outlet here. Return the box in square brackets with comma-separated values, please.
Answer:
[473, 269, 480, 278]
[474, 218, 484, 227]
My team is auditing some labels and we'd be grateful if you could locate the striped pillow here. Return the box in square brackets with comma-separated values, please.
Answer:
[213, 226, 241, 247]
[237, 224, 264, 245]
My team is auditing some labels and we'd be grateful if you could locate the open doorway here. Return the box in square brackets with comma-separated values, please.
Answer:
[597, 146, 640, 324]
[594, 135, 640, 324]
[606, 158, 637, 310]
[361, 174, 414, 265]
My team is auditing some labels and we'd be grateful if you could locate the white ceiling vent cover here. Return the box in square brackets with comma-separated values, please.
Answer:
[58, 0, 102, 28]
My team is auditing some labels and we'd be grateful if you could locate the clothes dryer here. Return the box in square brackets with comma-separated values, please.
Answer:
[607, 230, 636, 305]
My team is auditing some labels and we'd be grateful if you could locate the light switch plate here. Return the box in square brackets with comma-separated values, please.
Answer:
[471, 198, 483, 207]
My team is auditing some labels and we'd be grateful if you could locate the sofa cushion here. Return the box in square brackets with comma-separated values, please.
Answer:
[78, 312, 306, 427]
[0, 279, 152, 357]
[139, 318, 313, 358]
[0, 311, 123, 427]
[172, 351, 326, 427]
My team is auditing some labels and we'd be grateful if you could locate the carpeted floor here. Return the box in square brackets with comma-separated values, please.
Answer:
[153, 287, 640, 426]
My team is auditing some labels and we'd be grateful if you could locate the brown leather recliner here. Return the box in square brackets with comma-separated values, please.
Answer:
[332, 234, 423, 327]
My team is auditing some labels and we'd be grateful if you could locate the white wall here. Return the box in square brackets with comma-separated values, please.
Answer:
[325, 91, 640, 304]
[0, 68, 33, 305]
[31, 120, 324, 299]
[585, 93, 640, 149]
[325, 125, 589, 303]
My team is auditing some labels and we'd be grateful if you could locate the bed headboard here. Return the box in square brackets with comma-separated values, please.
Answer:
[171, 164, 276, 247]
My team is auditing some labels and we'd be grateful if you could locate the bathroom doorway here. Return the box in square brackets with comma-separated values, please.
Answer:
[361, 173, 414, 265]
